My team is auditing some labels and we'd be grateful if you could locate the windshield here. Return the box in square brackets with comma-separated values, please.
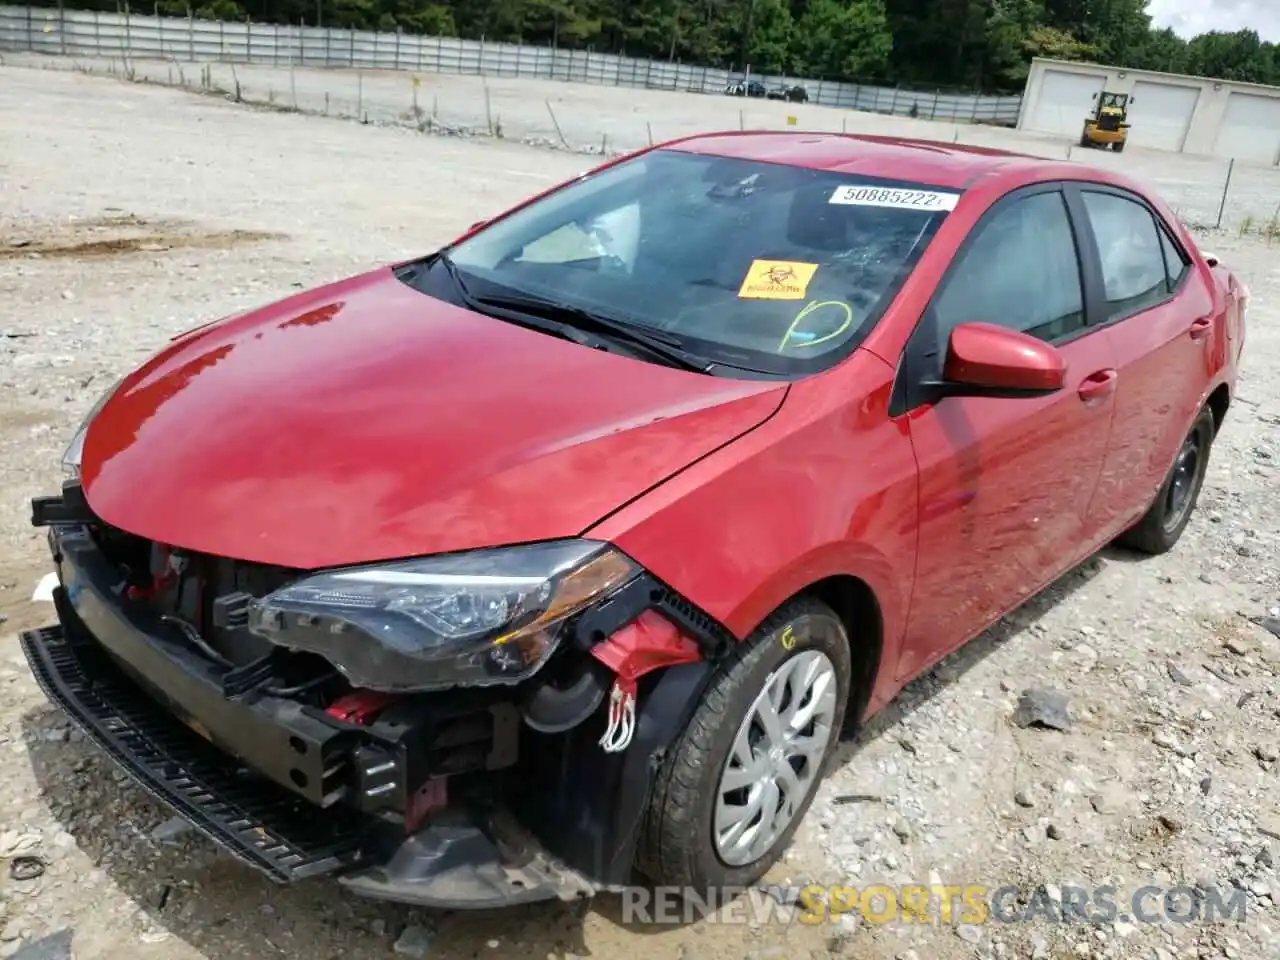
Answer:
[422, 148, 959, 376]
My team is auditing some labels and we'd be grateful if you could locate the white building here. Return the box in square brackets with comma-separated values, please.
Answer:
[1017, 56, 1280, 164]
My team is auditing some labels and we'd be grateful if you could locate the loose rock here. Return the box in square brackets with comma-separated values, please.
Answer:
[150, 817, 195, 844]
[1225, 642, 1252, 658]
[7, 929, 73, 960]
[1012, 688, 1072, 731]
[393, 925, 434, 958]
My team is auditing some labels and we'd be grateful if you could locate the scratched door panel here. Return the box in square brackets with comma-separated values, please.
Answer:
[896, 330, 1116, 680]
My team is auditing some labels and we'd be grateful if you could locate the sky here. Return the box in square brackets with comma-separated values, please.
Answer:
[1146, 0, 1280, 42]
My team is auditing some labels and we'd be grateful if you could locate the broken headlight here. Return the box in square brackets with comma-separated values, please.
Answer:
[61, 376, 124, 477]
[246, 540, 637, 692]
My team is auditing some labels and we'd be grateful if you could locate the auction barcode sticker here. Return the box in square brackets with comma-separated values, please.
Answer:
[829, 185, 960, 211]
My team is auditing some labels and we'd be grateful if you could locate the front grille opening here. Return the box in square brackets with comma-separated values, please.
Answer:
[87, 520, 322, 682]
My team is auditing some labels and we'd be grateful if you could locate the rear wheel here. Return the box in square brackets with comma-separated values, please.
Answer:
[1115, 405, 1215, 555]
[636, 596, 852, 889]
[1113, 140, 1126, 153]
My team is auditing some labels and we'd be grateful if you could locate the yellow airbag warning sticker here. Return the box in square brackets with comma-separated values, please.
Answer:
[738, 260, 819, 300]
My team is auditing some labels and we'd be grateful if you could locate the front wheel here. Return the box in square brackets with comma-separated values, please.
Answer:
[636, 597, 852, 889]
[1115, 405, 1215, 554]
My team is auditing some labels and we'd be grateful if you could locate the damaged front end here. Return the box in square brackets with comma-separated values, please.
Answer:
[22, 480, 732, 908]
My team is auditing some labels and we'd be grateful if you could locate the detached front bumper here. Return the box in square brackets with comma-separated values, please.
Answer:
[19, 524, 599, 908]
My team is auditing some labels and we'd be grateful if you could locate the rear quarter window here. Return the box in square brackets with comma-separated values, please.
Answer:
[1158, 223, 1191, 289]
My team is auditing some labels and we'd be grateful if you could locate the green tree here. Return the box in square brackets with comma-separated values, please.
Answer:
[155, 0, 247, 19]
[1129, 26, 1190, 74]
[1024, 24, 1096, 62]
[742, 0, 794, 73]
[792, 0, 892, 79]
[984, 0, 1046, 87]
[884, 0, 994, 88]
[1186, 30, 1274, 84]
[1086, 0, 1152, 65]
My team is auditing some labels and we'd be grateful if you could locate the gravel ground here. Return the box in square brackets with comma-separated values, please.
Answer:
[1, 64, 1279, 960]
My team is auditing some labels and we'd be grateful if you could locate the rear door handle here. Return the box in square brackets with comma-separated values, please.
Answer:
[1189, 317, 1213, 341]
[1078, 369, 1118, 402]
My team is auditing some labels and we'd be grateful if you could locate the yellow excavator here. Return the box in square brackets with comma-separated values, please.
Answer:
[1080, 91, 1131, 152]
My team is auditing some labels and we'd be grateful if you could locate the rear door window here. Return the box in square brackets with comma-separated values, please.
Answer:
[1080, 191, 1171, 320]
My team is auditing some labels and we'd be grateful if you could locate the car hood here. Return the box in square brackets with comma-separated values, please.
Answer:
[79, 267, 787, 569]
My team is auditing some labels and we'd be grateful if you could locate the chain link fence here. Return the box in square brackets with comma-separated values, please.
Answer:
[0, 4, 1024, 123]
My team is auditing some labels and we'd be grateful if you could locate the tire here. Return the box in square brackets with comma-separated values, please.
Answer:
[1113, 140, 1126, 153]
[1115, 405, 1215, 555]
[636, 596, 852, 889]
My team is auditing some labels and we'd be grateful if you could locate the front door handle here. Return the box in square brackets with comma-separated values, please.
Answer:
[1189, 317, 1213, 341]
[1078, 368, 1118, 402]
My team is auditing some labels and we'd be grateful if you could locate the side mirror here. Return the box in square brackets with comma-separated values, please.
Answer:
[939, 322, 1066, 397]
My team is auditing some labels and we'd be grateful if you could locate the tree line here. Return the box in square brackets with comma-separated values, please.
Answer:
[31, 0, 1280, 92]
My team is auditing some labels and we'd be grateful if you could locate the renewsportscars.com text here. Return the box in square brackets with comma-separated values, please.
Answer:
[619, 883, 1249, 927]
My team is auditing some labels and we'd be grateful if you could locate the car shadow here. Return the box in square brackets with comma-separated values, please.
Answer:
[1094, 542, 1155, 564]
[831, 550, 1106, 763]
[18, 551, 1110, 952]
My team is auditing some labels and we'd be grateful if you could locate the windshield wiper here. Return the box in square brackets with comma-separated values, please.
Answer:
[472, 291, 714, 374]
[422, 253, 713, 373]
[424, 252, 595, 346]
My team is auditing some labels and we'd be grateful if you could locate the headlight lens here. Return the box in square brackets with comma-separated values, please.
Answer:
[247, 540, 638, 692]
[62, 377, 124, 476]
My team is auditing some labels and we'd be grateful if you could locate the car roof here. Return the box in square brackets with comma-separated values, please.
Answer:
[663, 131, 1059, 191]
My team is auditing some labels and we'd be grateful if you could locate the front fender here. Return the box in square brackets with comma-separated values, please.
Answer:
[718, 539, 898, 650]
[587, 357, 919, 707]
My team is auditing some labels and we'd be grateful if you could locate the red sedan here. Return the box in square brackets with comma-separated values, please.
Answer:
[23, 132, 1247, 907]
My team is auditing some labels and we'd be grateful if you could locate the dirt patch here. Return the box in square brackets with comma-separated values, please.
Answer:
[0, 407, 54, 432]
[1, 216, 285, 260]
[0, 560, 52, 637]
